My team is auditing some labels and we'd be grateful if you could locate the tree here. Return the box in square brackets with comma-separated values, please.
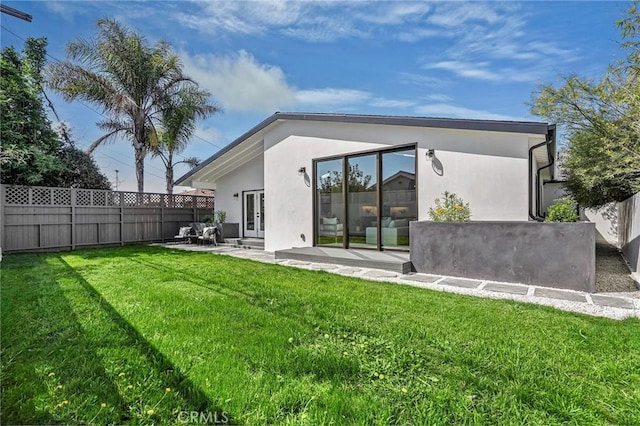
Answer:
[319, 164, 373, 193]
[530, 2, 640, 207]
[1, 38, 111, 189]
[1, 38, 64, 185]
[48, 18, 213, 193]
[153, 86, 218, 195]
[54, 125, 111, 189]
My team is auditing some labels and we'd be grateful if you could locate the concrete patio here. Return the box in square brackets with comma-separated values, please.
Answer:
[159, 243, 639, 320]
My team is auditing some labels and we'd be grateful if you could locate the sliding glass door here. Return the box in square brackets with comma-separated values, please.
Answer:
[381, 149, 416, 249]
[347, 154, 378, 248]
[315, 146, 416, 251]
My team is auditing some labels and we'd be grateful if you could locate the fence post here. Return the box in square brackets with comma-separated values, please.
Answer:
[119, 192, 124, 246]
[0, 185, 4, 259]
[71, 188, 76, 250]
[193, 196, 197, 222]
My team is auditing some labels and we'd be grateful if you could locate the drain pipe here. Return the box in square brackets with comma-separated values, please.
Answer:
[528, 126, 556, 221]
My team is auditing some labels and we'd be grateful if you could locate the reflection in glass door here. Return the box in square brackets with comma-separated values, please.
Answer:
[381, 149, 416, 249]
[347, 154, 378, 249]
[315, 158, 344, 246]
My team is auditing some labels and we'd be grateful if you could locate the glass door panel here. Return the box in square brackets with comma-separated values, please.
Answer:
[316, 158, 344, 246]
[244, 192, 256, 237]
[347, 154, 378, 249]
[258, 192, 265, 237]
[244, 190, 264, 238]
[381, 149, 416, 249]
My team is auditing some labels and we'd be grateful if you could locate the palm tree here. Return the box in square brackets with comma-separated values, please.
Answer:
[47, 18, 213, 193]
[154, 86, 217, 195]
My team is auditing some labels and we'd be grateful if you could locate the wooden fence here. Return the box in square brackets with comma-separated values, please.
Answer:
[0, 185, 214, 253]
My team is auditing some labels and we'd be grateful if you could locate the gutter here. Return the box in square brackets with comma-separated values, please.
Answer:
[528, 125, 556, 221]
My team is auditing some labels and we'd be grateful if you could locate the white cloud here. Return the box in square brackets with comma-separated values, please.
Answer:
[358, 2, 431, 25]
[370, 98, 417, 109]
[181, 50, 297, 113]
[427, 3, 503, 27]
[423, 94, 453, 103]
[425, 60, 550, 83]
[180, 50, 416, 113]
[45, 1, 81, 19]
[296, 88, 371, 106]
[427, 61, 501, 81]
[414, 103, 526, 121]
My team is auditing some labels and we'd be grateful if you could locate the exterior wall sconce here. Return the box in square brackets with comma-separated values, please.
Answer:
[298, 166, 306, 175]
[233, 193, 239, 198]
[426, 149, 435, 160]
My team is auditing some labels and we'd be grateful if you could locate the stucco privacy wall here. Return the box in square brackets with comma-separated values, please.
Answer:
[410, 221, 596, 291]
[262, 120, 544, 252]
[214, 153, 264, 226]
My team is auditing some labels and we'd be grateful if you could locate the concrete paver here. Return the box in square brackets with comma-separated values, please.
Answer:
[440, 277, 482, 289]
[337, 268, 362, 275]
[534, 288, 588, 303]
[483, 282, 529, 295]
[363, 270, 398, 278]
[311, 263, 339, 270]
[591, 294, 635, 309]
[402, 274, 442, 284]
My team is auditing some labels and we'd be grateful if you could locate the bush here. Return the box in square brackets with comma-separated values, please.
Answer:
[213, 210, 227, 224]
[544, 197, 579, 222]
[428, 191, 471, 222]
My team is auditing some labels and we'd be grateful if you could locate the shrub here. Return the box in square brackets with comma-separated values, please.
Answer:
[544, 197, 579, 222]
[428, 191, 471, 222]
[213, 210, 227, 224]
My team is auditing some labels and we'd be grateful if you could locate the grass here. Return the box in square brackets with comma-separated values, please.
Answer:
[2, 246, 639, 425]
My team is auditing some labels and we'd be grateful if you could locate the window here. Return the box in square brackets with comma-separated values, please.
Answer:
[314, 146, 416, 250]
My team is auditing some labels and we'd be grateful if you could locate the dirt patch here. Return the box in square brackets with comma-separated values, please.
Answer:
[596, 242, 639, 292]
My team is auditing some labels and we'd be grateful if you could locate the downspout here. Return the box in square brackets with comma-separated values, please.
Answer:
[528, 125, 555, 221]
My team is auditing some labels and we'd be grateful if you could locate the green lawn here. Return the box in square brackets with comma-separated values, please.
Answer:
[2, 246, 639, 425]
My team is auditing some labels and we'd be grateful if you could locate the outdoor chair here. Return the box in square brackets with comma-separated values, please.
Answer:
[197, 226, 219, 246]
[174, 226, 193, 243]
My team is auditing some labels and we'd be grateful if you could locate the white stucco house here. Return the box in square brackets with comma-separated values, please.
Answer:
[176, 112, 556, 253]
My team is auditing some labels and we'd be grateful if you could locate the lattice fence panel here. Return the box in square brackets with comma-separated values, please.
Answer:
[32, 188, 52, 205]
[107, 192, 121, 206]
[148, 193, 161, 207]
[196, 197, 208, 208]
[77, 190, 92, 206]
[124, 192, 138, 206]
[53, 188, 72, 206]
[5, 186, 30, 205]
[173, 195, 188, 208]
[93, 191, 106, 206]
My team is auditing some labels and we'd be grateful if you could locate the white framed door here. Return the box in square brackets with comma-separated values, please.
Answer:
[243, 190, 264, 238]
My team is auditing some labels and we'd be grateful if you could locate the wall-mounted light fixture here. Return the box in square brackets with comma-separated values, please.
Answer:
[233, 193, 239, 198]
[425, 149, 435, 160]
[298, 166, 306, 175]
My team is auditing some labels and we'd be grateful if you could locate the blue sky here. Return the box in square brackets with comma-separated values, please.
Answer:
[0, 1, 630, 193]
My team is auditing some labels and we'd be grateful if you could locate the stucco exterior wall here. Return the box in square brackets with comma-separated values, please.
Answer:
[214, 153, 264, 226]
[581, 203, 619, 245]
[619, 192, 640, 279]
[262, 120, 540, 252]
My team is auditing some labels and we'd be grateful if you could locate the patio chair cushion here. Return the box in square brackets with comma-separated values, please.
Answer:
[202, 226, 217, 239]
[177, 226, 191, 237]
